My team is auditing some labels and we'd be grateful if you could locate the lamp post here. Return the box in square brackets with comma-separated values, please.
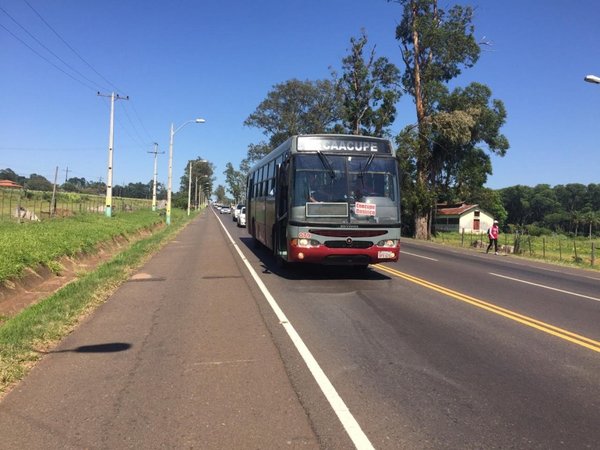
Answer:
[584, 74, 600, 84]
[187, 159, 207, 216]
[148, 142, 164, 212]
[166, 118, 205, 225]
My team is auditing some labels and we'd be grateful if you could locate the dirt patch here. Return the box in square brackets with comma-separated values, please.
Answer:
[0, 228, 154, 321]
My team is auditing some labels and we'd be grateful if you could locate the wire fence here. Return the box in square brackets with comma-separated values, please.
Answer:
[434, 230, 598, 268]
[0, 188, 153, 222]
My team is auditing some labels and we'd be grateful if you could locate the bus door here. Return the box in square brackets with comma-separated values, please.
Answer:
[274, 161, 289, 258]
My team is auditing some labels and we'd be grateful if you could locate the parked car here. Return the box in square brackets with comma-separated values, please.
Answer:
[237, 207, 246, 227]
[220, 206, 231, 214]
[232, 203, 244, 222]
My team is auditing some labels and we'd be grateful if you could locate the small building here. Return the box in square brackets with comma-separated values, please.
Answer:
[0, 180, 23, 189]
[435, 203, 495, 234]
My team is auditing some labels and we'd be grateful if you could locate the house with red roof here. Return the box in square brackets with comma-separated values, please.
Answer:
[435, 202, 495, 234]
[0, 180, 23, 189]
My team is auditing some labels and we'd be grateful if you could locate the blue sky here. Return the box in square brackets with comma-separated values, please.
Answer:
[1, 0, 599, 193]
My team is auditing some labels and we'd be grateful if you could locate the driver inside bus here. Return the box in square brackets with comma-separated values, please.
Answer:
[306, 173, 325, 202]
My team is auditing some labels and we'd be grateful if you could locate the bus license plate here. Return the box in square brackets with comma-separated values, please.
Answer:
[378, 251, 395, 259]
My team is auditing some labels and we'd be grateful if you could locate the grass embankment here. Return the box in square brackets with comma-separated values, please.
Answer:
[432, 231, 599, 269]
[0, 209, 195, 396]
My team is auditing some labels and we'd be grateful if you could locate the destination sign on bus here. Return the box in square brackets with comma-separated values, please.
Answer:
[297, 136, 391, 154]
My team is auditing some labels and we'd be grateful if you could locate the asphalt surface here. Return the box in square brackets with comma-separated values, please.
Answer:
[1, 209, 598, 449]
[0, 211, 322, 449]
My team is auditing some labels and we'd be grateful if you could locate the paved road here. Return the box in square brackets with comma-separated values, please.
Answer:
[1, 208, 599, 449]
[218, 212, 600, 449]
[0, 211, 330, 449]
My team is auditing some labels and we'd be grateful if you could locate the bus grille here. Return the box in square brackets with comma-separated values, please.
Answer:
[324, 240, 373, 249]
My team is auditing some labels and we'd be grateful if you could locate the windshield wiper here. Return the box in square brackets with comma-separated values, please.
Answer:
[360, 154, 375, 179]
[317, 151, 336, 179]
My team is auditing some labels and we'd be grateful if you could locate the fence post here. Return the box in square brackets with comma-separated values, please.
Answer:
[461, 228, 464, 247]
[543, 237, 546, 259]
[592, 242, 595, 267]
[573, 239, 578, 263]
[528, 235, 532, 256]
[559, 238, 562, 260]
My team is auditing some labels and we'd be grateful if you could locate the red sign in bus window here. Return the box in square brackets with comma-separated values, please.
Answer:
[355, 202, 376, 216]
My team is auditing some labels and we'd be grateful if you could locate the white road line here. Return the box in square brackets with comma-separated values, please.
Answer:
[401, 250, 438, 261]
[490, 273, 600, 303]
[215, 214, 375, 450]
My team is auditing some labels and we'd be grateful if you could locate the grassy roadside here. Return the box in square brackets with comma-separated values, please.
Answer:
[0, 210, 167, 282]
[0, 209, 197, 397]
[430, 231, 599, 270]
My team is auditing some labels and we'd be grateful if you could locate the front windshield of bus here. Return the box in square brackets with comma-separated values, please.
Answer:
[290, 154, 400, 225]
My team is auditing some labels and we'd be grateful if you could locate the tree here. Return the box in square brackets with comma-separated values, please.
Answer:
[224, 162, 245, 203]
[500, 185, 533, 227]
[393, 0, 507, 239]
[0, 168, 19, 182]
[336, 29, 401, 136]
[179, 158, 214, 197]
[240, 142, 270, 176]
[213, 185, 227, 204]
[528, 184, 560, 224]
[26, 173, 53, 191]
[244, 78, 342, 148]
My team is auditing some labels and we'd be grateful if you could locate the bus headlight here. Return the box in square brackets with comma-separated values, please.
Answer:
[377, 239, 398, 248]
[291, 238, 320, 248]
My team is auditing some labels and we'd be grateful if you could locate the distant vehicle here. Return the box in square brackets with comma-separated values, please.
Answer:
[220, 206, 231, 214]
[237, 207, 246, 227]
[232, 203, 245, 222]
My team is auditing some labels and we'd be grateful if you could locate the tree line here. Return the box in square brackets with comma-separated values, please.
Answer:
[222, 0, 510, 239]
[498, 183, 600, 238]
[0, 168, 164, 200]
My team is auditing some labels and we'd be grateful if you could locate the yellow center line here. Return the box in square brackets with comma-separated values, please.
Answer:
[374, 264, 600, 353]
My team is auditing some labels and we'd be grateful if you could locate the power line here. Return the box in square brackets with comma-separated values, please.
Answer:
[0, 22, 97, 92]
[0, 5, 108, 92]
[22, 0, 124, 95]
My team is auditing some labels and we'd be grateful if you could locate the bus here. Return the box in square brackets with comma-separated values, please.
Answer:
[246, 134, 401, 268]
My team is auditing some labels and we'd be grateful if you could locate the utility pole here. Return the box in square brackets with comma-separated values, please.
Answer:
[51, 166, 58, 216]
[148, 143, 164, 212]
[98, 91, 129, 217]
[64, 166, 70, 184]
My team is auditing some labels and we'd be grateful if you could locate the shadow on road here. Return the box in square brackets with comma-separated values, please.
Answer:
[39, 342, 132, 354]
[238, 237, 391, 281]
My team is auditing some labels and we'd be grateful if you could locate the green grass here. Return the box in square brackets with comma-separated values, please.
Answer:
[0, 210, 164, 282]
[432, 231, 600, 269]
[0, 208, 195, 396]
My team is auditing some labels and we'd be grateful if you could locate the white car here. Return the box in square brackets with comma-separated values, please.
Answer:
[237, 207, 246, 227]
[232, 203, 244, 222]
[220, 206, 231, 214]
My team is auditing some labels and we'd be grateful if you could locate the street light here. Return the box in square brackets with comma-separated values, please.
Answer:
[166, 118, 205, 225]
[188, 159, 208, 216]
[584, 74, 600, 84]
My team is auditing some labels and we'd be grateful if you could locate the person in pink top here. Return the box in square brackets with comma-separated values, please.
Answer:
[486, 220, 500, 254]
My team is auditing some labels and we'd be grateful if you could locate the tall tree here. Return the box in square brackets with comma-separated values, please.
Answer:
[244, 78, 342, 148]
[336, 29, 401, 136]
[214, 185, 227, 204]
[393, 0, 487, 239]
[224, 162, 246, 203]
[179, 158, 214, 197]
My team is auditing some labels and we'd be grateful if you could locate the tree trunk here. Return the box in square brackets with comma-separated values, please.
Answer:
[411, 1, 431, 240]
[414, 215, 429, 240]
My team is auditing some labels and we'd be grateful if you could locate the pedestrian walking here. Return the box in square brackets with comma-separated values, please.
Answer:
[486, 220, 500, 254]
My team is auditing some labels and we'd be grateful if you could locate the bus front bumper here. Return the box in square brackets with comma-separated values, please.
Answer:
[287, 241, 400, 265]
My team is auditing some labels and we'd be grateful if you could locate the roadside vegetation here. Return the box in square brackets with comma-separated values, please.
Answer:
[432, 231, 599, 269]
[0, 208, 194, 397]
[0, 210, 164, 283]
